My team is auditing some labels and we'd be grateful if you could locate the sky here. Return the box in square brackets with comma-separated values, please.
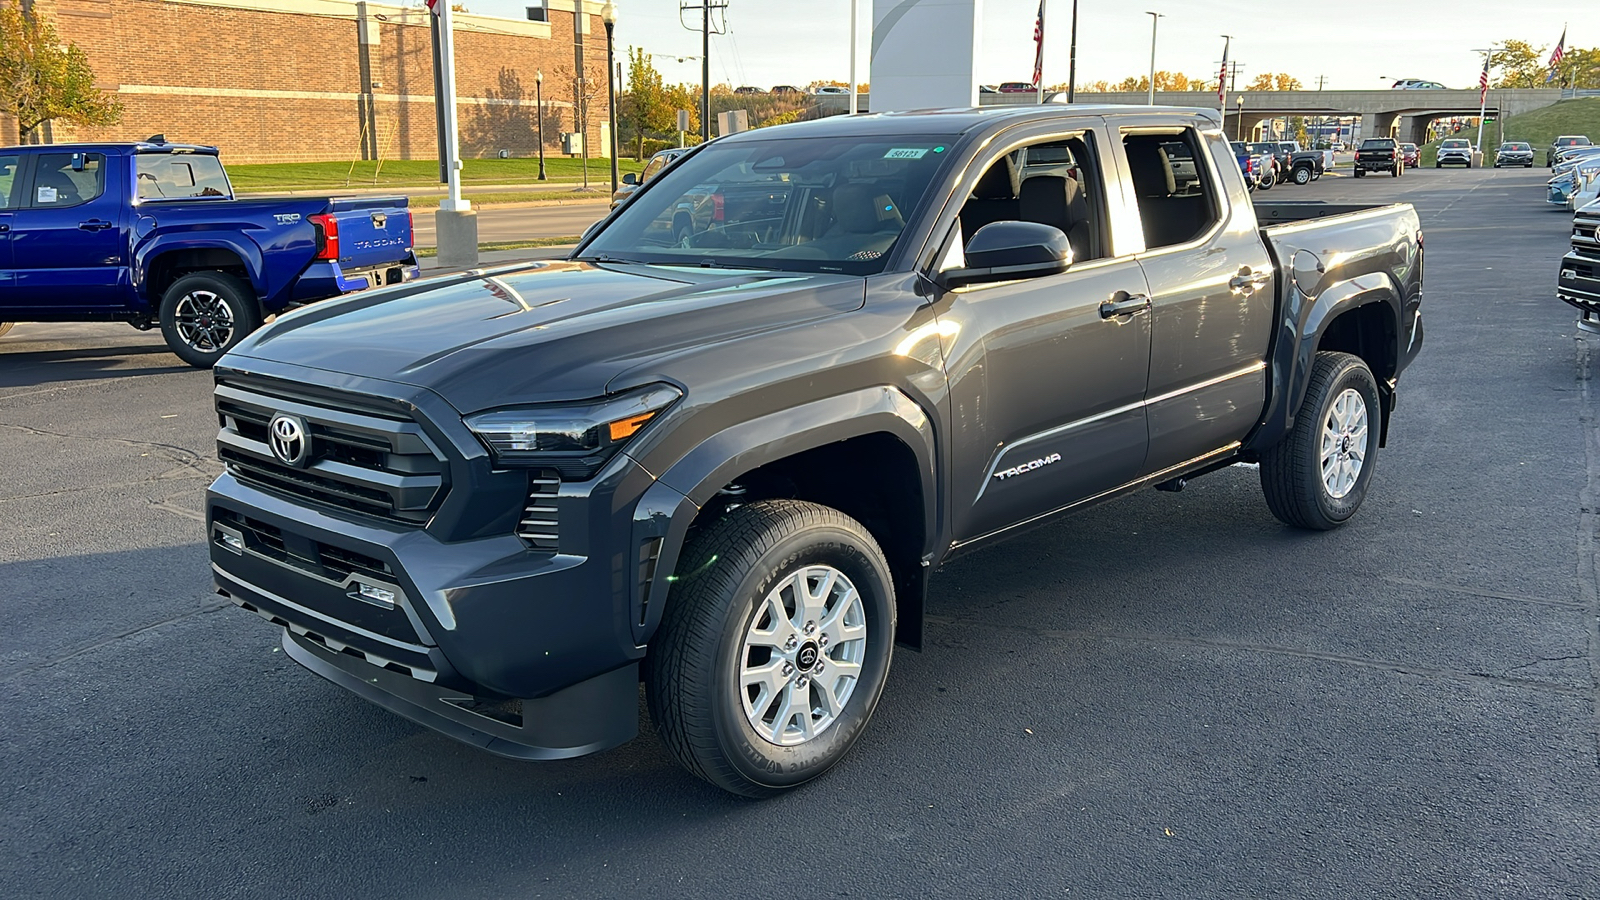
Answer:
[466, 0, 1578, 92]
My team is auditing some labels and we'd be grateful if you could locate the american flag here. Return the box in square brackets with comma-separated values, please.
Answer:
[426, 0, 440, 13]
[1218, 39, 1230, 104]
[1032, 2, 1046, 88]
[1478, 53, 1490, 105]
[1548, 27, 1567, 84]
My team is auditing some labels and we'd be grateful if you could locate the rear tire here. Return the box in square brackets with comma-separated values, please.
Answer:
[158, 272, 261, 369]
[646, 500, 896, 797]
[1260, 352, 1381, 530]
[1293, 165, 1312, 185]
[1354, 168, 1366, 178]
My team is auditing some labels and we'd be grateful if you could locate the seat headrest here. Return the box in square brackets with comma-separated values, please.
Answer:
[971, 155, 1020, 200]
[832, 183, 904, 234]
[1019, 175, 1087, 224]
[1125, 142, 1176, 196]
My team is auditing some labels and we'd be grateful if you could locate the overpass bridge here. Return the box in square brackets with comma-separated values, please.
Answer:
[817, 89, 1567, 144]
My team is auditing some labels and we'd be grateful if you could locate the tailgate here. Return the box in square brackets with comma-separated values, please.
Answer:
[328, 201, 414, 269]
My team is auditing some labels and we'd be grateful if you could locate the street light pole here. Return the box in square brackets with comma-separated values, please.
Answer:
[1145, 11, 1163, 105]
[535, 70, 547, 181]
[1236, 95, 1244, 141]
[602, 2, 618, 195]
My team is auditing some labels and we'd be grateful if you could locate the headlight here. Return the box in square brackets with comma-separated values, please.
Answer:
[465, 383, 682, 476]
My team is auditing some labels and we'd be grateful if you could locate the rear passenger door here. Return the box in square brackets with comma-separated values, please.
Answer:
[931, 123, 1156, 543]
[1116, 121, 1275, 475]
[8, 151, 126, 310]
[0, 152, 19, 295]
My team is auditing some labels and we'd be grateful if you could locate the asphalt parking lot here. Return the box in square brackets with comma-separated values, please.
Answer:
[3, 166, 1597, 898]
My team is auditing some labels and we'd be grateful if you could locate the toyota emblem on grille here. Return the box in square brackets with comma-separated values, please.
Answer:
[268, 414, 312, 468]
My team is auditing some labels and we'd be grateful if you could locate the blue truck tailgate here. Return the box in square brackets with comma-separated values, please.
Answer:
[324, 197, 414, 269]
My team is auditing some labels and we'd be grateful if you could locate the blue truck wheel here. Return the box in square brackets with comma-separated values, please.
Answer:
[159, 272, 261, 369]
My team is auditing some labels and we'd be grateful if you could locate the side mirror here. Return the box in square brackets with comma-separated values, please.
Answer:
[939, 221, 1073, 290]
[622, 172, 638, 185]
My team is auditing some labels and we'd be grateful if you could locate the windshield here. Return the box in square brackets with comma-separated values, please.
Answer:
[136, 153, 233, 200]
[580, 135, 955, 275]
[1360, 139, 1394, 149]
[1502, 143, 1530, 150]
[1441, 140, 1470, 149]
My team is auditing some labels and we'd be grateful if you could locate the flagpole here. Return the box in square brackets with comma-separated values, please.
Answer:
[848, 0, 858, 115]
[1474, 47, 1496, 164]
[1036, 0, 1047, 104]
[438, 1, 466, 213]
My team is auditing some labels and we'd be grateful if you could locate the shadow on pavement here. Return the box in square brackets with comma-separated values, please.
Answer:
[0, 341, 188, 388]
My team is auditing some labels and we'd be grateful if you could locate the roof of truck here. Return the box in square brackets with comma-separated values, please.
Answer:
[714, 104, 1223, 143]
[0, 140, 218, 154]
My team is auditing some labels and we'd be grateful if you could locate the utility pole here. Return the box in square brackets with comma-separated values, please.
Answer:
[1066, 0, 1079, 103]
[680, 0, 727, 142]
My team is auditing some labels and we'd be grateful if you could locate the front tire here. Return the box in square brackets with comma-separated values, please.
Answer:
[646, 500, 896, 797]
[159, 272, 261, 369]
[1259, 352, 1381, 530]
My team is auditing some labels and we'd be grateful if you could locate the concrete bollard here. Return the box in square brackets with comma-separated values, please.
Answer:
[435, 208, 479, 269]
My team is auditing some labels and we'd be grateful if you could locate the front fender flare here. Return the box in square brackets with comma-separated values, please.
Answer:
[627, 386, 940, 647]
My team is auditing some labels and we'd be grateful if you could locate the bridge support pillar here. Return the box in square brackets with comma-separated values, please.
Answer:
[1360, 112, 1400, 140]
[1222, 113, 1262, 142]
[1397, 116, 1431, 146]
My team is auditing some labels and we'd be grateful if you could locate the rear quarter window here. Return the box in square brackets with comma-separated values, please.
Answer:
[136, 154, 232, 200]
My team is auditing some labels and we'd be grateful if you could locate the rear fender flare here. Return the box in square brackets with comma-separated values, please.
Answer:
[628, 386, 939, 647]
[135, 235, 265, 304]
[1246, 273, 1400, 453]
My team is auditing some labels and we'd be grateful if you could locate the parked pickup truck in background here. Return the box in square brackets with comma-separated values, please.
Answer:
[1274, 141, 1328, 185]
[1560, 200, 1600, 332]
[207, 106, 1424, 797]
[0, 138, 418, 366]
[1230, 141, 1275, 190]
[1355, 137, 1404, 177]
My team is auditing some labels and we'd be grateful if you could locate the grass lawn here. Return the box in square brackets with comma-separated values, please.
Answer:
[1417, 98, 1600, 167]
[227, 156, 644, 193]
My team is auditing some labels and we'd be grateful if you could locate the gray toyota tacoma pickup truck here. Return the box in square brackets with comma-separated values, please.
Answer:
[207, 105, 1424, 797]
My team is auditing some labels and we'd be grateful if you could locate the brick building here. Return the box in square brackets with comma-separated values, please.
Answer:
[2, 0, 613, 164]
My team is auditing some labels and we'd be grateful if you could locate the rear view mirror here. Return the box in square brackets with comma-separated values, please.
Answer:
[939, 221, 1073, 290]
[622, 172, 638, 186]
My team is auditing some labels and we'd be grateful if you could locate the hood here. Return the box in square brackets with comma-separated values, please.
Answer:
[230, 260, 865, 413]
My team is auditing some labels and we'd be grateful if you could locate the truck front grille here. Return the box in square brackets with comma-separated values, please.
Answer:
[1575, 215, 1600, 260]
[214, 379, 448, 525]
[516, 470, 561, 550]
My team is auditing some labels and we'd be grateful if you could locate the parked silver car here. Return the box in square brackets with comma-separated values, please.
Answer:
[1435, 138, 1473, 168]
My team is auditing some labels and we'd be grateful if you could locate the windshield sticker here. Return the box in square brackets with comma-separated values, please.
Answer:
[37, 185, 57, 203]
[884, 148, 929, 160]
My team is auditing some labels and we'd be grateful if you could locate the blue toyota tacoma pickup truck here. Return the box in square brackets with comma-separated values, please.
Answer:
[0, 138, 418, 366]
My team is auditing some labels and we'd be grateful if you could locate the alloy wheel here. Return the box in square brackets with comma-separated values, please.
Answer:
[1319, 388, 1369, 499]
[172, 290, 235, 353]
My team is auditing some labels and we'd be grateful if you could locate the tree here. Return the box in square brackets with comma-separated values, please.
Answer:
[1246, 73, 1302, 91]
[0, 5, 122, 141]
[1489, 40, 1548, 88]
[622, 47, 672, 159]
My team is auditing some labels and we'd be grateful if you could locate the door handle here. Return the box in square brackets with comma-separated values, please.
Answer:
[78, 219, 113, 232]
[1100, 291, 1151, 318]
[1229, 268, 1272, 294]
[0, 224, 9, 233]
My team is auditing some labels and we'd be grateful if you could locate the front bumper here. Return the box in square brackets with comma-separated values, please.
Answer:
[1437, 153, 1471, 166]
[208, 386, 697, 758]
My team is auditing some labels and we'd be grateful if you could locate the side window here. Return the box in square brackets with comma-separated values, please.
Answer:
[31, 153, 106, 208]
[952, 131, 1107, 265]
[1120, 128, 1222, 251]
[135, 154, 231, 200]
[640, 156, 667, 183]
[0, 155, 19, 209]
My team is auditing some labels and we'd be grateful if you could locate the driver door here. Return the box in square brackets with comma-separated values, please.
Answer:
[933, 126, 1155, 544]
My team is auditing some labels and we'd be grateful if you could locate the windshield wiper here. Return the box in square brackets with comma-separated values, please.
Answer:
[578, 253, 644, 265]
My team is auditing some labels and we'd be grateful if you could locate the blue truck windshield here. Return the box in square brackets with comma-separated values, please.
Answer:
[136, 153, 233, 200]
[582, 136, 955, 275]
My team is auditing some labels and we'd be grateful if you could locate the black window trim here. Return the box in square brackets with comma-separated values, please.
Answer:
[23, 150, 109, 211]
